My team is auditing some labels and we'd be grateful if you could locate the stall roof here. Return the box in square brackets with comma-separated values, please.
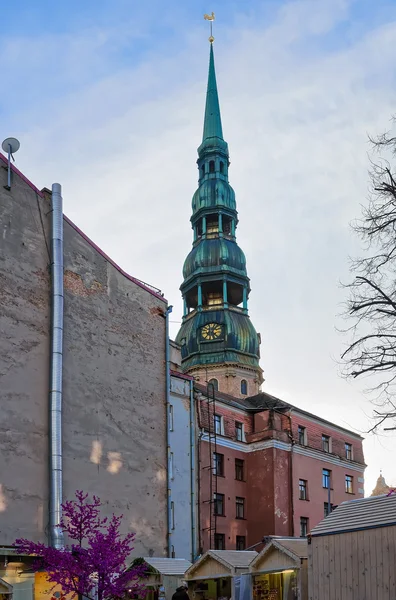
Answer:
[185, 550, 257, 580]
[250, 537, 307, 572]
[209, 551, 258, 568]
[143, 558, 192, 575]
[310, 493, 396, 537]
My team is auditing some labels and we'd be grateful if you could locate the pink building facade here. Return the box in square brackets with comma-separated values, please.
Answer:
[195, 385, 365, 553]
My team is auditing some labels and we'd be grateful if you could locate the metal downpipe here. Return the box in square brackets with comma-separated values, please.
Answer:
[189, 379, 197, 561]
[49, 183, 64, 549]
[165, 305, 173, 557]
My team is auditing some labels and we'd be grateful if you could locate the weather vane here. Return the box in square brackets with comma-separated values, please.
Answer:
[204, 12, 215, 43]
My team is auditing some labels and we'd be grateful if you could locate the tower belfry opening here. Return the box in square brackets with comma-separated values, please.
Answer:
[175, 38, 263, 398]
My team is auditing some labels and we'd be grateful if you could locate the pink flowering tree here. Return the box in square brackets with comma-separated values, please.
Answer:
[14, 491, 146, 600]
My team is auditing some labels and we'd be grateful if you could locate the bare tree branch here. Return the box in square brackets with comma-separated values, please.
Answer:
[341, 121, 396, 432]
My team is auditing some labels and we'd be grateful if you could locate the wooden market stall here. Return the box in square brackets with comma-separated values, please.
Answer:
[135, 558, 192, 600]
[250, 538, 308, 600]
[308, 493, 396, 600]
[184, 551, 257, 600]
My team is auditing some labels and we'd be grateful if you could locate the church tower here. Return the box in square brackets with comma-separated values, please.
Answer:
[175, 40, 263, 398]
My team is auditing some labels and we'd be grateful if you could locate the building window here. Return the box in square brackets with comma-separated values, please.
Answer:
[236, 536, 246, 550]
[345, 443, 352, 460]
[345, 475, 353, 494]
[235, 458, 244, 481]
[201, 164, 205, 178]
[241, 379, 248, 395]
[235, 421, 244, 441]
[298, 426, 306, 446]
[214, 414, 223, 435]
[299, 479, 307, 500]
[213, 452, 224, 477]
[300, 517, 309, 537]
[324, 502, 333, 517]
[208, 378, 218, 392]
[214, 533, 225, 550]
[236, 497, 245, 519]
[322, 435, 330, 453]
[323, 469, 331, 489]
[209, 160, 215, 173]
[220, 161, 224, 174]
[214, 493, 224, 516]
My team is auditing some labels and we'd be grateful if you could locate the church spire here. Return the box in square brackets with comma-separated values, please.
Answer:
[175, 34, 263, 398]
[202, 43, 224, 143]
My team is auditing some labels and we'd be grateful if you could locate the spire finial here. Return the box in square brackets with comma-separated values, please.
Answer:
[204, 12, 215, 43]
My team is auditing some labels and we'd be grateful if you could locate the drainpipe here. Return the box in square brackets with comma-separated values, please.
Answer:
[189, 379, 197, 561]
[165, 305, 173, 557]
[49, 183, 64, 549]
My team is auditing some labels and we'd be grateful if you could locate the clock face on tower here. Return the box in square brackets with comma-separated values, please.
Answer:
[201, 323, 222, 341]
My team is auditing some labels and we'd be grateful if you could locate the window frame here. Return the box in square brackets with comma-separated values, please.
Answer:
[214, 533, 225, 550]
[240, 379, 248, 395]
[300, 517, 309, 537]
[322, 468, 331, 489]
[235, 458, 244, 481]
[235, 496, 245, 519]
[213, 452, 224, 477]
[322, 434, 331, 453]
[214, 493, 225, 516]
[299, 479, 308, 500]
[236, 535, 246, 551]
[297, 425, 306, 446]
[324, 502, 333, 517]
[345, 442, 353, 460]
[235, 421, 244, 442]
[345, 474, 353, 494]
[214, 414, 223, 435]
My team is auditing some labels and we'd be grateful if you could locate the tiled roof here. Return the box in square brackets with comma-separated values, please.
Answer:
[310, 493, 396, 537]
[143, 558, 192, 575]
[194, 384, 363, 440]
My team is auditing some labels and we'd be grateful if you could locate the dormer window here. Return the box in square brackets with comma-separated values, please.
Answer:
[209, 160, 215, 173]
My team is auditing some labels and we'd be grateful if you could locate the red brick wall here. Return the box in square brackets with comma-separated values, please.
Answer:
[198, 397, 253, 438]
[291, 414, 364, 463]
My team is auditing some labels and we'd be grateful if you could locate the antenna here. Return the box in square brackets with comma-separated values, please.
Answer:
[2, 137, 20, 190]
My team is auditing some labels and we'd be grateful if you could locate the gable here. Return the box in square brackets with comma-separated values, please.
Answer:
[186, 556, 232, 579]
[252, 547, 300, 573]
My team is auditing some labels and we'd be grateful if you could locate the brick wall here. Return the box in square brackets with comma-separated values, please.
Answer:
[198, 396, 254, 439]
[291, 413, 364, 464]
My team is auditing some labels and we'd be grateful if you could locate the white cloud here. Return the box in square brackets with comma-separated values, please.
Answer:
[4, 0, 396, 494]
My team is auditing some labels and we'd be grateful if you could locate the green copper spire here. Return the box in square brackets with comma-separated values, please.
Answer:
[202, 43, 223, 142]
[175, 38, 263, 395]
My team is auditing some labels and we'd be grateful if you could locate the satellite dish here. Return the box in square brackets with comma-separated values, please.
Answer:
[2, 137, 20, 155]
[2, 137, 20, 190]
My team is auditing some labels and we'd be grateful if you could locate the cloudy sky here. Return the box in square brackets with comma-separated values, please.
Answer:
[3, 0, 396, 495]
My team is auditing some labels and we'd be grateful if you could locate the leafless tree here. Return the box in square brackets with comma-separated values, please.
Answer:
[342, 122, 396, 432]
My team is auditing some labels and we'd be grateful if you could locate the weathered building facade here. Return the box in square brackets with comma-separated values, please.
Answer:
[0, 157, 170, 562]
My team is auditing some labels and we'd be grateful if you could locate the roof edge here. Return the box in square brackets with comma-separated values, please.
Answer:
[0, 152, 167, 304]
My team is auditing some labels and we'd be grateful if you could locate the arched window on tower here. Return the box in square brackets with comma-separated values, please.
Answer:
[220, 161, 224, 174]
[208, 378, 219, 392]
[201, 164, 205, 178]
[241, 379, 248, 395]
[209, 160, 215, 173]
